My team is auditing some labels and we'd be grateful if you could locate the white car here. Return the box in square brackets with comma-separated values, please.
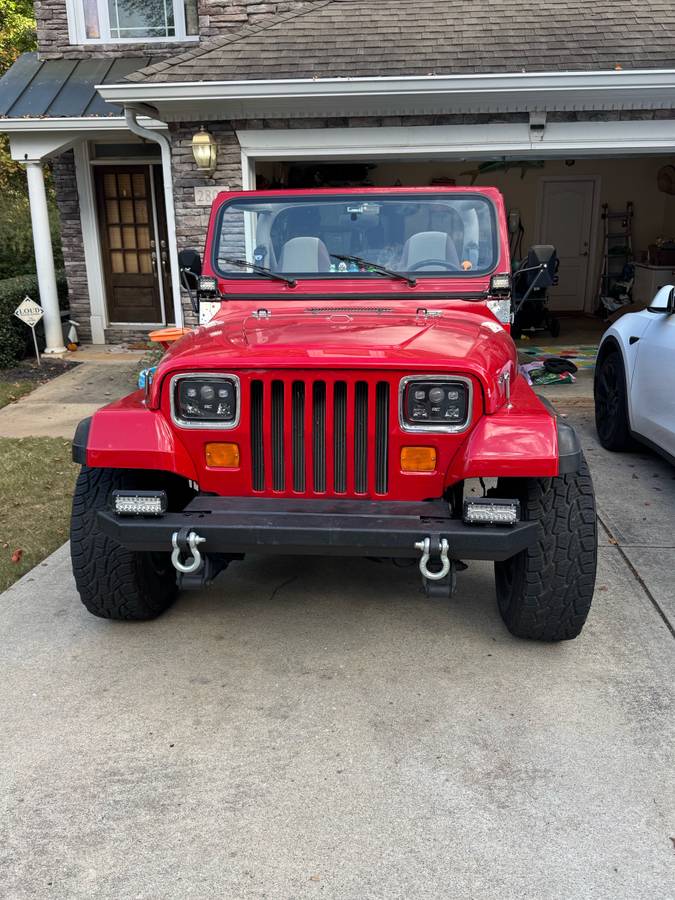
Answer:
[595, 284, 675, 465]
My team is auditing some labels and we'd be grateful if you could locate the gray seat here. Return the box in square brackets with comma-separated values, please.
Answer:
[399, 231, 460, 270]
[278, 236, 331, 273]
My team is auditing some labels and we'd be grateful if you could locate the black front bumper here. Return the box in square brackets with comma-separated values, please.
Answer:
[97, 497, 537, 562]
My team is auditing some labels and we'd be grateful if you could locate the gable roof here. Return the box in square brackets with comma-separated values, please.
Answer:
[126, 0, 675, 85]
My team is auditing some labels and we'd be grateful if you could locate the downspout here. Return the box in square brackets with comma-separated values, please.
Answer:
[124, 107, 183, 328]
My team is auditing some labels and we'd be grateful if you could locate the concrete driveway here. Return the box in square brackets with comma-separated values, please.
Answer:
[1, 407, 673, 900]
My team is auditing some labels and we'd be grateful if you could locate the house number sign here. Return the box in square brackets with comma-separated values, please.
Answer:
[194, 186, 230, 206]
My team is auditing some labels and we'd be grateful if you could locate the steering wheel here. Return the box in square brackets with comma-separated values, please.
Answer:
[408, 258, 461, 272]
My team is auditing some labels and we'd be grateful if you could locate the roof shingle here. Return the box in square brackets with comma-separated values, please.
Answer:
[126, 0, 675, 84]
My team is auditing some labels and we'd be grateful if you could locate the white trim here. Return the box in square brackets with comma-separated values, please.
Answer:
[97, 68, 675, 116]
[148, 163, 168, 326]
[0, 117, 166, 133]
[66, 0, 199, 45]
[237, 121, 675, 162]
[73, 141, 108, 343]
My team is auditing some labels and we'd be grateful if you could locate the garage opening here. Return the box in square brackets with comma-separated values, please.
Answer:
[255, 156, 675, 321]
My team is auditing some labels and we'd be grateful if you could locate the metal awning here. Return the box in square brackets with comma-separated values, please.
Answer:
[0, 53, 152, 119]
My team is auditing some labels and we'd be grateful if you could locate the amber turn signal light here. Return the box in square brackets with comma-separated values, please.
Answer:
[205, 442, 240, 468]
[400, 446, 437, 473]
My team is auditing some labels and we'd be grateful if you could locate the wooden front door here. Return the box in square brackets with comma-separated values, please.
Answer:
[95, 165, 170, 324]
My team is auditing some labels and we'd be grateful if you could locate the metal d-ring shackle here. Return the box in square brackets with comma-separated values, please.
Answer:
[414, 537, 451, 581]
[171, 531, 206, 575]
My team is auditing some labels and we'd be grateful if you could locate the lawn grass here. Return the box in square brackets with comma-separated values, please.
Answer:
[0, 378, 35, 409]
[0, 437, 78, 592]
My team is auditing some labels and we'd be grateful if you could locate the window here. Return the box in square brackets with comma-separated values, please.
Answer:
[213, 194, 499, 281]
[68, 0, 199, 42]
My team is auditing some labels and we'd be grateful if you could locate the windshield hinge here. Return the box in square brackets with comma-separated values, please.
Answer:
[251, 308, 272, 319]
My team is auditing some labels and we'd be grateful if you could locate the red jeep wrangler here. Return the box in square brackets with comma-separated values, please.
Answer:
[70, 187, 597, 640]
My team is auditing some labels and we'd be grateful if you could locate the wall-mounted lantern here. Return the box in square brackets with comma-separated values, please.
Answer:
[192, 127, 217, 174]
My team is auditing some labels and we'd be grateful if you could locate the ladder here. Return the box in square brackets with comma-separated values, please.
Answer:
[598, 201, 634, 309]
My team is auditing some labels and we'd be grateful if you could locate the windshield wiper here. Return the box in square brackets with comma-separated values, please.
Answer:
[219, 256, 296, 287]
[330, 253, 417, 288]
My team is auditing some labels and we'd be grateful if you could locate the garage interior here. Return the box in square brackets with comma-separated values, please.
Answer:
[255, 154, 675, 334]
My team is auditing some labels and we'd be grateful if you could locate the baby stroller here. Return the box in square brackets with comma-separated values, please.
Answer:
[511, 245, 561, 339]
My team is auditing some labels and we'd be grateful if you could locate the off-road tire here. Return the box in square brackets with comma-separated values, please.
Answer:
[70, 466, 179, 620]
[493, 457, 597, 641]
[594, 348, 631, 451]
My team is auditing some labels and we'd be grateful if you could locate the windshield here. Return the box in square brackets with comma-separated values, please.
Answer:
[213, 193, 498, 280]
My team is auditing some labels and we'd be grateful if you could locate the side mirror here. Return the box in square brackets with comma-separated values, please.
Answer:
[178, 248, 202, 279]
[525, 245, 558, 287]
[648, 284, 675, 314]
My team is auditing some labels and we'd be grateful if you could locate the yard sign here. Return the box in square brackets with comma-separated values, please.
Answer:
[14, 296, 44, 365]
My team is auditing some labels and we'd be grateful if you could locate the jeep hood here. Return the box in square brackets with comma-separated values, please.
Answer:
[154, 306, 517, 413]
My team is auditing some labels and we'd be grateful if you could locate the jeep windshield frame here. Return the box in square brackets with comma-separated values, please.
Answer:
[211, 191, 500, 285]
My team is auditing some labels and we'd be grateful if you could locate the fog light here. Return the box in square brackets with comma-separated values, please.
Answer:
[401, 446, 437, 473]
[463, 498, 519, 526]
[206, 442, 240, 468]
[113, 490, 167, 516]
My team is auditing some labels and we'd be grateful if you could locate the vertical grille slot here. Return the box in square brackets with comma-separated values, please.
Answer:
[312, 381, 326, 493]
[354, 381, 368, 494]
[272, 380, 285, 491]
[292, 381, 305, 492]
[375, 382, 390, 495]
[333, 381, 347, 494]
[251, 380, 265, 491]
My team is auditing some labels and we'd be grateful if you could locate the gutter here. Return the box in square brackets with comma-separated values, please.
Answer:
[97, 68, 675, 106]
[124, 107, 183, 329]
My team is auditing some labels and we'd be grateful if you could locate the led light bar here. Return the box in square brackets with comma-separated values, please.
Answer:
[490, 273, 512, 294]
[463, 498, 520, 527]
[113, 490, 167, 517]
[198, 276, 219, 296]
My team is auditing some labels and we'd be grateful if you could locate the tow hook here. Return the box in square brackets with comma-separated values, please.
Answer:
[415, 536, 457, 599]
[171, 528, 206, 575]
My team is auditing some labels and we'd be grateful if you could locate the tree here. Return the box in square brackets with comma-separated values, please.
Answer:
[0, 1, 62, 279]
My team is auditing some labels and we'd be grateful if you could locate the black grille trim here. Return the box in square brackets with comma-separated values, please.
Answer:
[354, 381, 368, 495]
[333, 382, 347, 494]
[292, 381, 305, 493]
[312, 381, 326, 493]
[375, 382, 390, 495]
[271, 380, 285, 492]
[251, 380, 264, 491]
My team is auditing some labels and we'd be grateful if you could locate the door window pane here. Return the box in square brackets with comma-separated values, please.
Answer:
[108, 0, 176, 39]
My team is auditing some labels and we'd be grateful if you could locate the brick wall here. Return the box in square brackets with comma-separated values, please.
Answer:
[52, 151, 92, 343]
[36, 0, 325, 59]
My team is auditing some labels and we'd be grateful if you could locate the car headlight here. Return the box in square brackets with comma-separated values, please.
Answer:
[399, 376, 471, 432]
[171, 373, 240, 428]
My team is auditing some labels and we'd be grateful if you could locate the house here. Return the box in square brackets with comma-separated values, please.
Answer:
[2, 0, 675, 350]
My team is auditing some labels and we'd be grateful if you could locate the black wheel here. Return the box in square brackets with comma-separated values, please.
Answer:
[493, 457, 597, 641]
[549, 317, 561, 338]
[70, 466, 184, 620]
[594, 349, 631, 450]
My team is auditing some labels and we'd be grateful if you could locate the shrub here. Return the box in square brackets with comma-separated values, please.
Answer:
[0, 272, 68, 368]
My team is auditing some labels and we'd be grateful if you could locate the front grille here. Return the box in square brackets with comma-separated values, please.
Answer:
[250, 377, 390, 496]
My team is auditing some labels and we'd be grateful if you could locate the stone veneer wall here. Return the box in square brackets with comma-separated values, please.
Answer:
[52, 151, 92, 343]
[36, 0, 325, 59]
